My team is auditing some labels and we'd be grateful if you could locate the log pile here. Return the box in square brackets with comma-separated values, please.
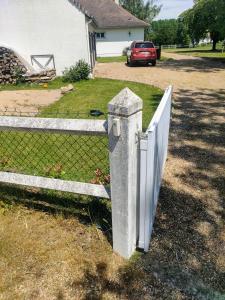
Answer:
[0, 47, 27, 84]
[24, 69, 56, 83]
[0, 47, 56, 84]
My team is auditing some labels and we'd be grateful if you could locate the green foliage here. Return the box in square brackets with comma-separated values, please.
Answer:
[147, 19, 190, 46]
[13, 67, 26, 85]
[62, 60, 91, 82]
[120, 0, 161, 23]
[119, 0, 161, 38]
[181, 0, 225, 50]
[176, 18, 190, 45]
[148, 19, 178, 45]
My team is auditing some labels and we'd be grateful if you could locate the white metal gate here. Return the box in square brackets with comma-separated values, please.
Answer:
[139, 86, 173, 251]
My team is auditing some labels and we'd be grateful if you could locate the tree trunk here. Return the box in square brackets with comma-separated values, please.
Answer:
[212, 39, 217, 51]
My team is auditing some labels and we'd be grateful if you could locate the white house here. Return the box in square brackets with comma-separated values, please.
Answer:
[79, 0, 148, 57]
[0, 0, 148, 75]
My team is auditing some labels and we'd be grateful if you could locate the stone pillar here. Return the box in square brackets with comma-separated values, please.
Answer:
[108, 88, 143, 258]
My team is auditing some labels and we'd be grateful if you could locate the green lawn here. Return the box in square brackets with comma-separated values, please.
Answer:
[0, 78, 162, 183]
[97, 56, 127, 63]
[164, 43, 225, 60]
[97, 55, 169, 63]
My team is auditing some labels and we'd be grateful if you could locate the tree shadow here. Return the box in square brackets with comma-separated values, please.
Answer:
[160, 56, 225, 73]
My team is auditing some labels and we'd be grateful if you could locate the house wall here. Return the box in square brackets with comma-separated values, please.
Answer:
[0, 0, 90, 75]
[96, 28, 144, 57]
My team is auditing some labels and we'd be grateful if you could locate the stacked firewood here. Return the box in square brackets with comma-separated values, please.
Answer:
[0, 47, 27, 84]
[0, 47, 56, 84]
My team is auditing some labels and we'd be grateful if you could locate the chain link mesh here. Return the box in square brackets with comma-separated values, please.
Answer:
[0, 110, 109, 183]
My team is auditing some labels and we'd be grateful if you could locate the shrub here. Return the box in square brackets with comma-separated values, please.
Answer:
[62, 60, 91, 82]
[13, 66, 26, 85]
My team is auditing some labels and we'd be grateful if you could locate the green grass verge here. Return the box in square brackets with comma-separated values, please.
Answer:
[97, 56, 170, 63]
[0, 77, 65, 91]
[164, 43, 225, 60]
[0, 78, 162, 183]
[97, 56, 127, 63]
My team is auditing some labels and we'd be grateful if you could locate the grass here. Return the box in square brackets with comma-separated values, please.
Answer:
[164, 43, 225, 60]
[97, 55, 170, 63]
[0, 77, 65, 91]
[40, 78, 162, 128]
[0, 78, 162, 183]
[97, 56, 127, 63]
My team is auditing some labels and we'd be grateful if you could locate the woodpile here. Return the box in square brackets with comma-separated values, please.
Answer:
[24, 69, 56, 83]
[0, 47, 27, 84]
[0, 47, 56, 85]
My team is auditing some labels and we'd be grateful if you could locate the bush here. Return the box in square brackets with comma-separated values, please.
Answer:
[62, 60, 91, 82]
[13, 66, 26, 85]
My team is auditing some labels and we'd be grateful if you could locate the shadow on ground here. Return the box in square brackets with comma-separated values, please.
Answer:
[124, 55, 225, 73]
[0, 184, 113, 244]
[161, 57, 225, 73]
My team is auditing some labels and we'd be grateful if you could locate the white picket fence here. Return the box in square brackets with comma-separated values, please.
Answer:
[138, 86, 173, 251]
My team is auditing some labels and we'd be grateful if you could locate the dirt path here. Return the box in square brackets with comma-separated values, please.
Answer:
[96, 54, 225, 298]
[0, 89, 61, 113]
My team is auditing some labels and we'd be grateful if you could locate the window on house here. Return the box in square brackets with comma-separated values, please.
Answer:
[96, 32, 105, 39]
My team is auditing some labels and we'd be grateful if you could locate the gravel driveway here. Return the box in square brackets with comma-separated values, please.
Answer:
[96, 53, 225, 297]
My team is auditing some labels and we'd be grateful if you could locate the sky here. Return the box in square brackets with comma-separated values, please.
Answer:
[155, 0, 194, 20]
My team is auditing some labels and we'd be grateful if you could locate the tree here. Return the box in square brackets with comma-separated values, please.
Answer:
[182, 0, 225, 50]
[147, 19, 190, 46]
[119, 0, 161, 24]
[176, 17, 190, 46]
[148, 19, 178, 45]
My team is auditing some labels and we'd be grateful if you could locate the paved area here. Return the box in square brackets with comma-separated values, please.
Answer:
[96, 53, 225, 297]
[0, 89, 61, 113]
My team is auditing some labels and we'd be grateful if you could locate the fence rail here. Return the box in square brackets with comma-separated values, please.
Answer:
[0, 171, 110, 198]
[0, 116, 107, 135]
[0, 116, 109, 197]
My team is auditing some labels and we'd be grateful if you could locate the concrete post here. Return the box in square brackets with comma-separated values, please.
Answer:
[108, 88, 143, 258]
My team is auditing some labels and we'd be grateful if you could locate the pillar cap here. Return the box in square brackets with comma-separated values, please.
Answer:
[108, 88, 143, 117]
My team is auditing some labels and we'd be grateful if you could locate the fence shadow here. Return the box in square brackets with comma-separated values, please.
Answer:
[0, 183, 113, 244]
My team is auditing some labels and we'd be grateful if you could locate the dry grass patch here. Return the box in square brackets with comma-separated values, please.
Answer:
[0, 198, 124, 299]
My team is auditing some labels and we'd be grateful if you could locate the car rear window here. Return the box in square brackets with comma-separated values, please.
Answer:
[134, 42, 154, 49]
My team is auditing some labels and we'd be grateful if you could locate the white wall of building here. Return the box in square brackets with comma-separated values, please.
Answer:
[96, 28, 144, 57]
[0, 0, 90, 74]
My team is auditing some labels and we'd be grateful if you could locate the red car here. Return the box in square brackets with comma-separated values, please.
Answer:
[127, 41, 157, 66]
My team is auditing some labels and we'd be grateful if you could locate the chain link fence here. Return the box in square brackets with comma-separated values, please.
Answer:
[0, 109, 109, 183]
